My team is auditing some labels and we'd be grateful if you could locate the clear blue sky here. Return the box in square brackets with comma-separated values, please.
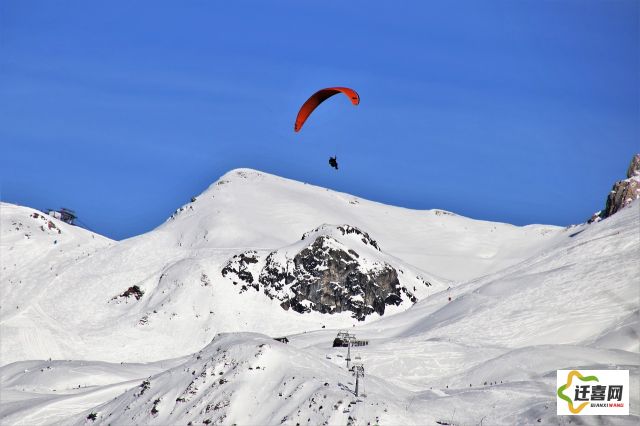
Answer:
[1, 1, 638, 240]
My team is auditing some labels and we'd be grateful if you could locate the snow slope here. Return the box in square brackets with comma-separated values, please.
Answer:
[1, 169, 560, 366]
[0, 357, 185, 426]
[0, 203, 113, 364]
[361, 197, 639, 349]
[67, 333, 420, 426]
[161, 169, 561, 281]
[0, 203, 113, 315]
[1, 170, 637, 425]
[288, 199, 640, 424]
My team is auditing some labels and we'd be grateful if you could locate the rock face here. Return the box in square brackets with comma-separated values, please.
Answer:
[284, 235, 403, 318]
[589, 154, 640, 223]
[222, 225, 432, 320]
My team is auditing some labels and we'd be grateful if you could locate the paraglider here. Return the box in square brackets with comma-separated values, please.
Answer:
[329, 156, 338, 170]
[294, 87, 359, 133]
[294, 87, 359, 170]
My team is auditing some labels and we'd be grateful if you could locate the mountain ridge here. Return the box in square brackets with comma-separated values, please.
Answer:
[1, 168, 561, 366]
[1, 169, 638, 425]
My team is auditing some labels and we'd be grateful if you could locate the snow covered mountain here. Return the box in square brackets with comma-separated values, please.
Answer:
[1, 168, 637, 425]
[161, 169, 560, 282]
[0, 169, 560, 366]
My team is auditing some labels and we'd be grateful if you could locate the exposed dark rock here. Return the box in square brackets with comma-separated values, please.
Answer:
[628, 154, 640, 179]
[117, 285, 144, 301]
[222, 225, 431, 320]
[221, 251, 260, 290]
[589, 154, 640, 223]
[282, 235, 402, 320]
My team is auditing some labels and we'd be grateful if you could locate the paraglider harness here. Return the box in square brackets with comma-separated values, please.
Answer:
[329, 156, 338, 170]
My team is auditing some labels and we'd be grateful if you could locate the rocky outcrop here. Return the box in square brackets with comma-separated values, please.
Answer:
[221, 225, 431, 320]
[589, 154, 640, 223]
[221, 251, 260, 292]
[280, 235, 403, 319]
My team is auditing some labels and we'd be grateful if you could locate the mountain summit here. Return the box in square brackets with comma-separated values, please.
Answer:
[1, 168, 560, 365]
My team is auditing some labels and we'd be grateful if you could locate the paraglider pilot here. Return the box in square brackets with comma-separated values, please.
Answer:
[329, 156, 338, 170]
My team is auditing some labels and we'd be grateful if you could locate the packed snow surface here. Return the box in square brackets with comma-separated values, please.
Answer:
[1, 169, 638, 425]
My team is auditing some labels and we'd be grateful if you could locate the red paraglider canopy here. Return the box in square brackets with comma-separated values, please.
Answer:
[294, 87, 360, 132]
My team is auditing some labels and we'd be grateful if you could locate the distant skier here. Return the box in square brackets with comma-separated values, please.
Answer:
[329, 156, 338, 170]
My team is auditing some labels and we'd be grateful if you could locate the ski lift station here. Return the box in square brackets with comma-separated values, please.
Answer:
[332, 331, 368, 347]
[47, 208, 77, 225]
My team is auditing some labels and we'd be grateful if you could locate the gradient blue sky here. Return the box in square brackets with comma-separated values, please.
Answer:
[1, 1, 638, 240]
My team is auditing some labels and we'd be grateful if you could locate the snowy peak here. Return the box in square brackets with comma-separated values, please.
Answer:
[166, 169, 267, 221]
[0, 168, 561, 366]
[158, 168, 562, 281]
